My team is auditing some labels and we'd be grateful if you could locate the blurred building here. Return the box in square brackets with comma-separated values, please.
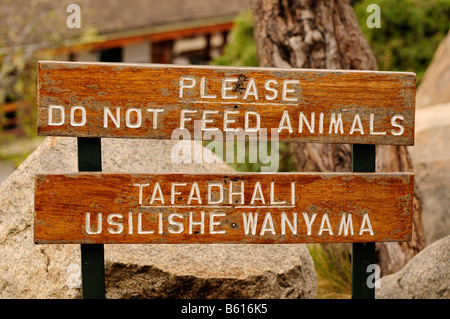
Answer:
[0, 0, 250, 134]
[58, 0, 249, 64]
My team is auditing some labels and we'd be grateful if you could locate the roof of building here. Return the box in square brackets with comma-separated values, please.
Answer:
[0, 0, 249, 50]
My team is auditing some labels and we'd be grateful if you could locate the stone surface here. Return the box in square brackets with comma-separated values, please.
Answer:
[416, 31, 450, 109]
[408, 103, 450, 245]
[376, 235, 450, 299]
[408, 31, 450, 245]
[0, 137, 317, 298]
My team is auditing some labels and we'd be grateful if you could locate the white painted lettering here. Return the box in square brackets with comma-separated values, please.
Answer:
[359, 213, 374, 235]
[349, 114, 364, 135]
[104, 106, 120, 128]
[150, 182, 164, 204]
[281, 212, 297, 235]
[201, 110, 219, 131]
[48, 105, 65, 126]
[291, 182, 295, 205]
[223, 110, 239, 132]
[282, 80, 299, 101]
[278, 110, 293, 133]
[179, 76, 196, 98]
[107, 213, 123, 234]
[138, 212, 153, 234]
[250, 181, 265, 205]
[200, 77, 217, 99]
[125, 108, 142, 128]
[85, 212, 102, 235]
[302, 212, 317, 236]
[208, 182, 224, 204]
[319, 112, 324, 134]
[146, 108, 164, 129]
[270, 181, 286, 205]
[179, 109, 197, 129]
[243, 78, 258, 100]
[260, 212, 276, 235]
[329, 113, 344, 134]
[391, 114, 405, 136]
[319, 213, 333, 235]
[187, 182, 202, 204]
[158, 212, 163, 234]
[171, 182, 187, 204]
[244, 111, 260, 132]
[370, 113, 386, 135]
[133, 183, 149, 205]
[128, 211, 133, 234]
[222, 78, 238, 99]
[229, 181, 244, 205]
[189, 211, 205, 234]
[242, 212, 258, 235]
[70, 106, 86, 126]
[299, 111, 314, 133]
[209, 212, 226, 234]
[168, 213, 184, 234]
[264, 79, 278, 100]
[338, 213, 354, 236]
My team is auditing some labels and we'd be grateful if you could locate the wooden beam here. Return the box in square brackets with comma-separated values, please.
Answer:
[46, 22, 235, 55]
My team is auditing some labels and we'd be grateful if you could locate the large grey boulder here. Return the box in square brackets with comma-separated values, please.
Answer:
[376, 235, 449, 299]
[408, 31, 450, 245]
[0, 137, 317, 299]
[408, 103, 450, 245]
[416, 31, 450, 109]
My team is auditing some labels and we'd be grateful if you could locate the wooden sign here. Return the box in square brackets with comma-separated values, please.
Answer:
[34, 172, 414, 244]
[37, 61, 415, 145]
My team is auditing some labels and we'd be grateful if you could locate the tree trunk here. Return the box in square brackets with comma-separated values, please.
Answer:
[251, 0, 424, 276]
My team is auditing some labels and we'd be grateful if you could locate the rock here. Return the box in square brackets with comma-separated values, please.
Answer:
[416, 31, 450, 109]
[408, 103, 450, 244]
[376, 235, 450, 299]
[408, 31, 450, 245]
[105, 245, 317, 299]
[0, 137, 317, 299]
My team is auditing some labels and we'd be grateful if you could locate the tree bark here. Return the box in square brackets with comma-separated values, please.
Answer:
[251, 0, 424, 276]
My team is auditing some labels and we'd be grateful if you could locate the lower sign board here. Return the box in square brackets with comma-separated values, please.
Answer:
[34, 173, 413, 244]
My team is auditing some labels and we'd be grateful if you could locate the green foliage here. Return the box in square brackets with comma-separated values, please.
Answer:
[308, 244, 352, 299]
[211, 10, 259, 67]
[214, 2, 449, 84]
[354, 0, 450, 84]
[0, 25, 101, 148]
[202, 140, 297, 173]
[208, 2, 448, 176]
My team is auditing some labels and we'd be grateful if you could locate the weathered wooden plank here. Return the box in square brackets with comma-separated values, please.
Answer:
[34, 172, 414, 244]
[37, 61, 415, 145]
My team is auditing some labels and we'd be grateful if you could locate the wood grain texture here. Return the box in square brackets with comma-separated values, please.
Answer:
[37, 61, 415, 145]
[34, 172, 413, 244]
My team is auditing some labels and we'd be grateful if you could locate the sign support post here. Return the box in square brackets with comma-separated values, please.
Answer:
[77, 137, 106, 299]
[351, 144, 376, 299]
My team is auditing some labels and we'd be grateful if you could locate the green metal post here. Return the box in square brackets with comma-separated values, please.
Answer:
[77, 137, 106, 299]
[351, 144, 376, 299]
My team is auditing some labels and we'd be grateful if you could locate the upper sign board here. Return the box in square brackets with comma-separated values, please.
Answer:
[37, 61, 415, 145]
